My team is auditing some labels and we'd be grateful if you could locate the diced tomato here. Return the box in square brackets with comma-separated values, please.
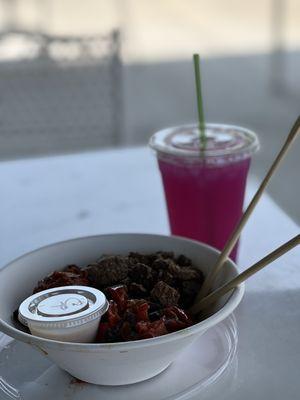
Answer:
[163, 306, 192, 324]
[135, 321, 148, 335]
[120, 321, 132, 341]
[96, 322, 109, 341]
[107, 286, 128, 313]
[107, 300, 121, 327]
[126, 299, 149, 322]
[164, 319, 188, 333]
[136, 319, 167, 338]
[150, 320, 167, 336]
[135, 302, 149, 322]
[163, 308, 177, 320]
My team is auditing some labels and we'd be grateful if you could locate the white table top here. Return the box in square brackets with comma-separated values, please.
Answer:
[1, 147, 299, 399]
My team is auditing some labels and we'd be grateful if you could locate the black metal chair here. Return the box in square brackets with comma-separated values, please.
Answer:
[0, 29, 123, 159]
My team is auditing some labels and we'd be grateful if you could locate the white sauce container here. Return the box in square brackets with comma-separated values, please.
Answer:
[18, 286, 108, 343]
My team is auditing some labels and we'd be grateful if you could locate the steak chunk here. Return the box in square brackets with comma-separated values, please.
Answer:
[151, 281, 180, 306]
[86, 256, 128, 287]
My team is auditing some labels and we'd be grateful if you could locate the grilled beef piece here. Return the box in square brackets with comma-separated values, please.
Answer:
[128, 263, 155, 290]
[152, 258, 169, 271]
[176, 254, 192, 267]
[85, 256, 129, 287]
[180, 279, 204, 308]
[166, 261, 202, 281]
[128, 252, 156, 266]
[128, 282, 148, 298]
[151, 281, 180, 306]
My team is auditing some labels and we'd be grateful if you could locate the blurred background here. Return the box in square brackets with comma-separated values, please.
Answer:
[0, 0, 299, 221]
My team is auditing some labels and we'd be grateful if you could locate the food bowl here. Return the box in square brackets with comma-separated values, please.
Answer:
[0, 233, 244, 385]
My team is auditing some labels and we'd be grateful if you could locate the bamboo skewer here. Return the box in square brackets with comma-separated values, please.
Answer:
[190, 116, 300, 313]
[191, 234, 300, 314]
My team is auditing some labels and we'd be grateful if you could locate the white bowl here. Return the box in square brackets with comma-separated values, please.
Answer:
[0, 234, 244, 386]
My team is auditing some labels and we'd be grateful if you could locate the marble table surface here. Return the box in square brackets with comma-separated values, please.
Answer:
[1, 147, 299, 399]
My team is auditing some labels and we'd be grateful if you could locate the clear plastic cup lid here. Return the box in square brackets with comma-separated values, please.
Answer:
[18, 285, 108, 329]
[149, 123, 259, 165]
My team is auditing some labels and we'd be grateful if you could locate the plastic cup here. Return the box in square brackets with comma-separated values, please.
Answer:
[149, 124, 259, 261]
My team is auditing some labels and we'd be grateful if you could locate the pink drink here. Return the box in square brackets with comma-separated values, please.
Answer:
[150, 124, 259, 261]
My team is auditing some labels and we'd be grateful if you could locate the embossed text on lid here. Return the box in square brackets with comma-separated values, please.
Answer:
[37, 293, 89, 317]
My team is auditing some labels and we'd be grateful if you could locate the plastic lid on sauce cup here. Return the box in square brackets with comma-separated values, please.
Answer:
[149, 123, 259, 165]
[18, 286, 108, 342]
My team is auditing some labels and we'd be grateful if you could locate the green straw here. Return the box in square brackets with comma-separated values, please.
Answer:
[193, 54, 206, 148]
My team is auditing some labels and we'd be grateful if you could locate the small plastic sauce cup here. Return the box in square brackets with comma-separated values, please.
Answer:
[18, 285, 108, 343]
